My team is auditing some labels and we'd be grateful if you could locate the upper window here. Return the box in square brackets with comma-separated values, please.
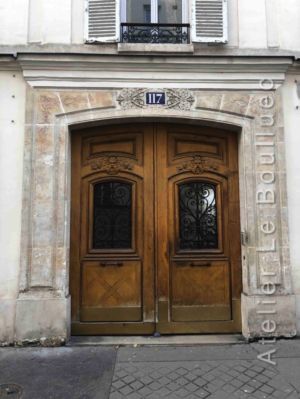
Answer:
[86, 0, 228, 44]
[122, 0, 188, 44]
[125, 0, 183, 24]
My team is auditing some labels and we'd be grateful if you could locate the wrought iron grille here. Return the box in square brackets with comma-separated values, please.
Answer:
[93, 181, 132, 249]
[121, 23, 190, 44]
[179, 182, 218, 250]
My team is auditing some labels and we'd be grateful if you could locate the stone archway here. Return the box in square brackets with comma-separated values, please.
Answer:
[15, 88, 296, 342]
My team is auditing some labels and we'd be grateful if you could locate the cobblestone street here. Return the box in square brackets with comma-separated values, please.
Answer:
[1, 340, 300, 399]
[110, 359, 298, 399]
[109, 342, 300, 399]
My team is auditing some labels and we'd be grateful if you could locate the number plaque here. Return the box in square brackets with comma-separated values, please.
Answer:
[145, 92, 166, 105]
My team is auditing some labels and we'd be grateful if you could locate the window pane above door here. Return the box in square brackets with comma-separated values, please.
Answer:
[158, 0, 182, 23]
[126, 0, 152, 23]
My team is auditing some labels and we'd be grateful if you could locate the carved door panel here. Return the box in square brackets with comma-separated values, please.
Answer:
[71, 124, 155, 335]
[156, 124, 242, 333]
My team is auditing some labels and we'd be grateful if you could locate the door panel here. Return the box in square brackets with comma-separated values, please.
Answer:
[70, 123, 242, 335]
[156, 124, 241, 333]
[71, 124, 155, 334]
[81, 260, 142, 322]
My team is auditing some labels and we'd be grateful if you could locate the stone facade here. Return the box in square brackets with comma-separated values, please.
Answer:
[14, 84, 296, 342]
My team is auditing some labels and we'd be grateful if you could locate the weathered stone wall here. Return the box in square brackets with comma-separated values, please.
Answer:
[14, 85, 296, 342]
[0, 71, 26, 345]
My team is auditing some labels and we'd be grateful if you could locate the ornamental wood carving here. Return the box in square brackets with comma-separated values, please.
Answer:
[89, 156, 133, 175]
[177, 156, 219, 174]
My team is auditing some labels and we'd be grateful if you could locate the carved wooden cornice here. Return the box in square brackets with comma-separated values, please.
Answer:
[177, 156, 219, 174]
[89, 156, 133, 175]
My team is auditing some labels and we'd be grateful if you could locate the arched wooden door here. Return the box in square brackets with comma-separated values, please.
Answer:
[70, 123, 242, 335]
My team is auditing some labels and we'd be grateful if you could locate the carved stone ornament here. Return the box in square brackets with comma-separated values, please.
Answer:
[89, 156, 133, 175]
[177, 156, 219, 174]
[117, 88, 195, 110]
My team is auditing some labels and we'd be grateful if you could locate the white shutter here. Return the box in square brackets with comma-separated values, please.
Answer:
[191, 0, 228, 43]
[85, 0, 120, 43]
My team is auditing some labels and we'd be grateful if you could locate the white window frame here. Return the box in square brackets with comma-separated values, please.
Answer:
[120, 0, 189, 24]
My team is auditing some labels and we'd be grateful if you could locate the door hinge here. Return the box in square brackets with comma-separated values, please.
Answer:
[241, 231, 249, 246]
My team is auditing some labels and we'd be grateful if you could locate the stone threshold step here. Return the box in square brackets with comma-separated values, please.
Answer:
[69, 334, 245, 346]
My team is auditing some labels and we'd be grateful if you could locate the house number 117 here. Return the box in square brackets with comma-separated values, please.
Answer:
[146, 92, 166, 105]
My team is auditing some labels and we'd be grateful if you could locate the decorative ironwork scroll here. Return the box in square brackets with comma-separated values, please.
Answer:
[93, 181, 132, 249]
[89, 156, 133, 175]
[177, 156, 219, 174]
[179, 182, 218, 250]
[121, 23, 190, 44]
[117, 88, 195, 110]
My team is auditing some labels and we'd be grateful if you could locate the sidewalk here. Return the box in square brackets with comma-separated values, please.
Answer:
[1, 339, 300, 399]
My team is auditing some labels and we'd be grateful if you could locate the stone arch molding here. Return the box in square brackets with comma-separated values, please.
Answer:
[15, 88, 296, 342]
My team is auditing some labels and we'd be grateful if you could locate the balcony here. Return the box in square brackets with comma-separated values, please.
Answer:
[120, 23, 190, 44]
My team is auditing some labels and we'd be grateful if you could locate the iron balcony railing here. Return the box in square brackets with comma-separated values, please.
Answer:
[121, 23, 190, 44]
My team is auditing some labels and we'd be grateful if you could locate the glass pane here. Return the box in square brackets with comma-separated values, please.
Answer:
[158, 0, 182, 23]
[127, 0, 151, 23]
[179, 182, 218, 250]
[93, 181, 132, 249]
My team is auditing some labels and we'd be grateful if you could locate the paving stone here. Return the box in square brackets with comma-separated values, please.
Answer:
[230, 378, 245, 388]
[240, 384, 256, 393]
[166, 381, 180, 391]
[195, 389, 210, 398]
[176, 387, 191, 397]
[252, 390, 269, 399]
[259, 384, 275, 394]
[222, 383, 237, 393]
[112, 380, 126, 390]
[137, 386, 152, 396]
[139, 376, 153, 385]
[126, 393, 142, 399]
[177, 377, 189, 386]
[237, 373, 251, 383]
[157, 376, 170, 385]
[129, 381, 144, 390]
[248, 379, 263, 389]
[255, 374, 270, 384]
[194, 377, 207, 387]
[109, 393, 123, 399]
[122, 375, 135, 384]
[185, 373, 198, 382]
[185, 382, 199, 392]
[118, 385, 133, 395]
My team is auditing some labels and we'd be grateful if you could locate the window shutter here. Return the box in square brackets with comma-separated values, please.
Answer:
[85, 0, 120, 42]
[191, 0, 228, 43]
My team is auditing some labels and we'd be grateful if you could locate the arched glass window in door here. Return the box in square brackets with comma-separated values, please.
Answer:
[121, 0, 189, 43]
[93, 181, 132, 249]
[179, 182, 218, 250]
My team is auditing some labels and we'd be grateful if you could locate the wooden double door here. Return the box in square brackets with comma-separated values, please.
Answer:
[71, 123, 242, 335]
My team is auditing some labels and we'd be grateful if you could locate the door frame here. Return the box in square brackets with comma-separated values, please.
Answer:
[70, 120, 242, 335]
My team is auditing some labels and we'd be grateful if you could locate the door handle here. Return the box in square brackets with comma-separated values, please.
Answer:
[190, 262, 211, 267]
[175, 262, 212, 267]
[99, 261, 123, 267]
